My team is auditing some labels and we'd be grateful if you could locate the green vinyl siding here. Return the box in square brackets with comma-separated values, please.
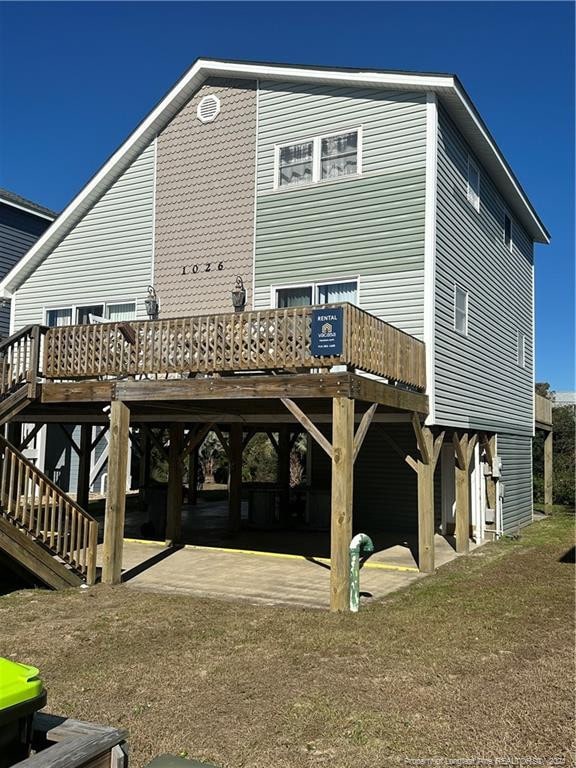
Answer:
[434, 105, 534, 434]
[13, 142, 155, 329]
[255, 82, 427, 339]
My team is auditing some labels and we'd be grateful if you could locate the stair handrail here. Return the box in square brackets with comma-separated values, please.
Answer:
[0, 324, 47, 398]
[0, 433, 98, 584]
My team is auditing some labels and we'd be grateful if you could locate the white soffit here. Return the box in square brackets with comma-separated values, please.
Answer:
[0, 58, 549, 299]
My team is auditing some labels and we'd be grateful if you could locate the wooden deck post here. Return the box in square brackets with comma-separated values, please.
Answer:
[411, 417, 444, 573]
[330, 396, 355, 612]
[102, 401, 130, 585]
[228, 423, 243, 533]
[165, 424, 184, 546]
[417, 454, 435, 573]
[544, 430, 553, 505]
[77, 424, 91, 510]
[278, 425, 291, 524]
[188, 445, 199, 505]
[453, 432, 478, 554]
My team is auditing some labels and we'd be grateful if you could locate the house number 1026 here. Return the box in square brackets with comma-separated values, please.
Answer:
[182, 262, 224, 275]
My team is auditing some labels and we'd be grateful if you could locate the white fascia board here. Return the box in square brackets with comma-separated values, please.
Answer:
[0, 197, 55, 221]
[451, 82, 549, 244]
[0, 60, 548, 299]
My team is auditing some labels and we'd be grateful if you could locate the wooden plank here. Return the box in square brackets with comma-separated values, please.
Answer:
[19, 728, 127, 768]
[228, 423, 243, 533]
[353, 403, 378, 463]
[281, 397, 333, 459]
[115, 374, 353, 402]
[0, 516, 81, 589]
[330, 396, 355, 612]
[411, 413, 430, 465]
[351, 375, 428, 414]
[453, 432, 474, 555]
[41, 381, 114, 403]
[417, 426, 436, 573]
[544, 430, 553, 505]
[165, 424, 184, 546]
[102, 401, 130, 584]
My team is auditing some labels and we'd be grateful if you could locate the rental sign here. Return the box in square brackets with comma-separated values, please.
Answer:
[311, 307, 344, 356]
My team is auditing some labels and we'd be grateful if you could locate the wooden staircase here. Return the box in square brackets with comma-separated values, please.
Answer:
[0, 325, 98, 588]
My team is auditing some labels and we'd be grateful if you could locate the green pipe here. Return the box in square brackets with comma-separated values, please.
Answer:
[349, 533, 374, 612]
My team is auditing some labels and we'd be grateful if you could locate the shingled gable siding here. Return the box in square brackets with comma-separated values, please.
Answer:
[254, 82, 427, 339]
[0, 204, 52, 337]
[12, 143, 155, 329]
[154, 78, 256, 316]
[434, 104, 534, 436]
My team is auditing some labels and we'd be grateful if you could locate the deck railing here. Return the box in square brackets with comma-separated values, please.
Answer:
[0, 324, 46, 397]
[43, 304, 426, 391]
[535, 393, 553, 427]
[0, 435, 98, 584]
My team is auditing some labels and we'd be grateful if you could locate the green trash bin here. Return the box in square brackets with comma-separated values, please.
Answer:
[0, 658, 46, 768]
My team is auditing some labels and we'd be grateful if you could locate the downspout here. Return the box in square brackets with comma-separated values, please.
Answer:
[349, 533, 374, 612]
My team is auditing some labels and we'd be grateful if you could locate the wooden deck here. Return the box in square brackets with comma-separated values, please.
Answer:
[42, 303, 426, 391]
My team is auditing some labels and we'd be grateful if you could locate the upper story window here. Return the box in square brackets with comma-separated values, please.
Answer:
[454, 284, 469, 335]
[467, 157, 480, 212]
[275, 279, 358, 308]
[504, 212, 513, 251]
[276, 129, 361, 189]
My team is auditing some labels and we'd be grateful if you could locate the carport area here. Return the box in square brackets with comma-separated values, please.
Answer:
[98, 533, 470, 610]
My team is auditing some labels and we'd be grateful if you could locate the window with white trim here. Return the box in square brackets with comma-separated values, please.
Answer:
[504, 212, 513, 250]
[518, 331, 527, 368]
[454, 285, 468, 335]
[276, 129, 360, 188]
[45, 302, 136, 327]
[275, 280, 358, 308]
[467, 157, 480, 211]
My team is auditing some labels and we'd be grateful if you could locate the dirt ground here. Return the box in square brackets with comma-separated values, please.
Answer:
[1, 511, 574, 768]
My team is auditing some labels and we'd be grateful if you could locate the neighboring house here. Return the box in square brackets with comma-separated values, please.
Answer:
[553, 392, 576, 409]
[0, 188, 56, 338]
[0, 59, 551, 607]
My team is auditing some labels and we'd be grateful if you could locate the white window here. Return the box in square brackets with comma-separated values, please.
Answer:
[276, 129, 361, 189]
[518, 331, 527, 367]
[467, 157, 480, 211]
[454, 285, 468, 335]
[275, 279, 358, 308]
[107, 302, 136, 322]
[46, 308, 72, 327]
[504, 213, 513, 250]
[45, 301, 136, 327]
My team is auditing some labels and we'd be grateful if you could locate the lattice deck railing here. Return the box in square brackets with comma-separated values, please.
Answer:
[43, 304, 426, 391]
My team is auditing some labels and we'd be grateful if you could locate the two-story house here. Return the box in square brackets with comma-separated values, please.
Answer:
[0, 59, 550, 610]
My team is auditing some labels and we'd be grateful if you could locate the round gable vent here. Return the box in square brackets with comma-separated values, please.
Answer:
[197, 94, 221, 124]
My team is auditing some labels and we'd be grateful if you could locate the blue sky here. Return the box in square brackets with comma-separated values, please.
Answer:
[0, 1, 574, 389]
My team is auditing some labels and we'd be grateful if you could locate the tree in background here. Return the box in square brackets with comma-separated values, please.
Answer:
[242, 433, 277, 483]
[533, 383, 575, 506]
[199, 432, 228, 484]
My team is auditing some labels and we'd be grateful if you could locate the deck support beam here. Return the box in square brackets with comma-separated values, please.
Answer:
[330, 396, 355, 612]
[544, 430, 553, 505]
[165, 424, 184, 546]
[77, 424, 92, 510]
[415, 424, 444, 573]
[453, 432, 478, 554]
[102, 401, 130, 585]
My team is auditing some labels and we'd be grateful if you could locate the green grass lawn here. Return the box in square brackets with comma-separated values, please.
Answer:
[1, 511, 574, 768]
